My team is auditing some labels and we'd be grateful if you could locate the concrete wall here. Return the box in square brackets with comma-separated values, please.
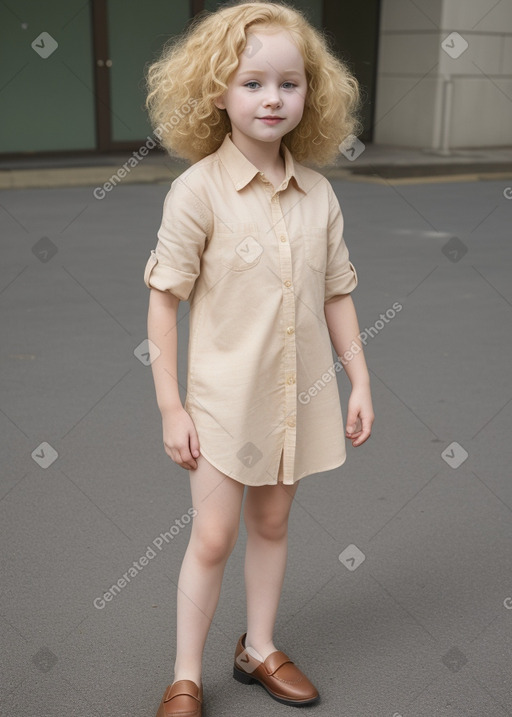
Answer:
[373, 0, 512, 149]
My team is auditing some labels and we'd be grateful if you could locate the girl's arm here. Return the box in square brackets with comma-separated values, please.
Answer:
[147, 287, 201, 470]
[324, 294, 374, 446]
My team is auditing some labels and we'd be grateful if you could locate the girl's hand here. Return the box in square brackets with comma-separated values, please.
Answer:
[161, 406, 201, 470]
[345, 384, 374, 447]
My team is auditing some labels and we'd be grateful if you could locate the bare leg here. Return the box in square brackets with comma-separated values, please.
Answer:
[173, 454, 245, 684]
[243, 450, 299, 660]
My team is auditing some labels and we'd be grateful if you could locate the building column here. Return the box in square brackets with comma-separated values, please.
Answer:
[373, 0, 512, 149]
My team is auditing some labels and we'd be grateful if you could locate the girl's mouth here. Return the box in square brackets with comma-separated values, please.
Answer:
[258, 117, 284, 125]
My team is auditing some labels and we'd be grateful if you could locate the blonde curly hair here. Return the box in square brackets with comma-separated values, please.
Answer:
[144, 0, 362, 166]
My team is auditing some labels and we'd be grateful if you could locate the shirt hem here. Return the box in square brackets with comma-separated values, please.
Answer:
[197, 446, 268, 486]
[197, 447, 347, 486]
[293, 454, 348, 482]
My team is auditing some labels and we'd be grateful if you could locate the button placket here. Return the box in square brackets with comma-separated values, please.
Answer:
[270, 191, 297, 484]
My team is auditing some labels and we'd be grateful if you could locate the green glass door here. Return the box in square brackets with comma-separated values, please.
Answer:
[0, 0, 96, 153]
[0, 0, 190, 155]
[105, 0, 190, 144]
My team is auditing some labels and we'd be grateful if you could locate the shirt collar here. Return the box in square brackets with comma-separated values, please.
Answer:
[217, 132, 307, 194]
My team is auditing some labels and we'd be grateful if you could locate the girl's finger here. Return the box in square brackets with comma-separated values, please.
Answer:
[351, 419, 372, 445]
[345, 414, 362, 435]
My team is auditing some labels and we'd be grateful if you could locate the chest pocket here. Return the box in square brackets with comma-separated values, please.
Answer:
[215, 223, 263, 271]
[303, 226, 328, 274]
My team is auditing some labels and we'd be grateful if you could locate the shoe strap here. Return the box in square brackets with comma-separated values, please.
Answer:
[164, 680, 202, 703]
[263, 650, 294, 676]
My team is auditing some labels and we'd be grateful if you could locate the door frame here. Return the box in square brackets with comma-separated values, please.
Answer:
[93, 0, 202, 152]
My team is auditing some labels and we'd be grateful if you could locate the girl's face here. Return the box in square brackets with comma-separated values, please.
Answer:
[214, 28, 307, 150]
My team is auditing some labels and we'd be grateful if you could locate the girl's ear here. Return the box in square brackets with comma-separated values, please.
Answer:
[214, 95, 226, 110]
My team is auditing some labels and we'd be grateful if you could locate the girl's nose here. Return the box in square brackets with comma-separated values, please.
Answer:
[263, 92, 282, 108]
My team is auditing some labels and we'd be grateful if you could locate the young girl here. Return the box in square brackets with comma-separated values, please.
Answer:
[144, 2, 374, 715]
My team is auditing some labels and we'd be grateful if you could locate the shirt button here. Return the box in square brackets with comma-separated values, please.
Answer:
[287, 375, 296, 384]
[284, 280, 291, 287]
[286, 326, 294, 335]
[280, 235, 287, 242]
[287, 418, 296, 427]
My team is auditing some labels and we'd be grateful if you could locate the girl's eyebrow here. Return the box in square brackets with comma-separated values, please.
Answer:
[238, 69, 304, 77]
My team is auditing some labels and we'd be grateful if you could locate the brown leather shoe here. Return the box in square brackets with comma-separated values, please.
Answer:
[233, 632, 319, 706]
[155, 680, 203, 717]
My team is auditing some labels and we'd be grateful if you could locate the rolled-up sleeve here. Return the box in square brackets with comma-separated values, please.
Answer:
[144, 177, 210, 301]
[324, 184, 358, 304]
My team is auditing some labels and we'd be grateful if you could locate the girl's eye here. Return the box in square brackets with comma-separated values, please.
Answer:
[243, 81, 297, 90]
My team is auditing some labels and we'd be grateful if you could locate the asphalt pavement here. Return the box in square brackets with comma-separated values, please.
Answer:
[1, 165, 512, 716]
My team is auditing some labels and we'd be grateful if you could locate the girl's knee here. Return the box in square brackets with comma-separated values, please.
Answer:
[191, 522, 239, 565]
[244, 506, 289, 541]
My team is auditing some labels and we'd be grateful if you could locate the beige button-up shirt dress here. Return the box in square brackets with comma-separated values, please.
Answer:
[144, 132, 358, 486]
